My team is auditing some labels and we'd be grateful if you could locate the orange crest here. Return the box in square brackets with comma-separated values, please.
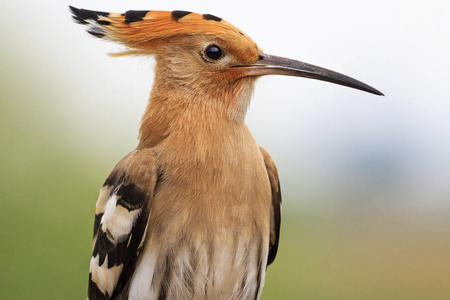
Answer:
[70, 7, 259, 56]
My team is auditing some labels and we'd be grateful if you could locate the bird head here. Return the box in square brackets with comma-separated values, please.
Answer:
[70, 7, 382, 120]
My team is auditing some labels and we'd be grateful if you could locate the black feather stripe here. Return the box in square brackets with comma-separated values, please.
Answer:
[124, 10, 150, 24]
[267, 178, 281, 266]
[93, 228, 115, 266]
[88, 273, 108, 299]
[93, 213, 103, 236]
[87, 29, 105, 38]
[106, 238, 130, 268]
[116, 183, 146, 211]
[69, 6, 110, 25]
[203, 14, 222, 22]
[171, 10, 192, 21]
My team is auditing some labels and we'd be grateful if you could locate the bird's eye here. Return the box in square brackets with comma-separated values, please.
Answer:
[205, 45, 222, 60]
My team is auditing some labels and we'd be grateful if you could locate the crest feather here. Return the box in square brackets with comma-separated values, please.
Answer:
[70, 7, 247, 51]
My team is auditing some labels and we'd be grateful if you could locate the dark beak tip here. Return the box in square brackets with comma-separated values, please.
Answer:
[368, 88, 384, 96]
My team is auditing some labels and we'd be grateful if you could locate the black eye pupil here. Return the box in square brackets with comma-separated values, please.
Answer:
[205, 45, 222, 60]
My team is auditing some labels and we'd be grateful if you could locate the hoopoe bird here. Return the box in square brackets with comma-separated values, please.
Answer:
[70, 6, 383, 300]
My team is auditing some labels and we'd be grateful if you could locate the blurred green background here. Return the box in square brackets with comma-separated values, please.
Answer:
[1, 0, 450, 299]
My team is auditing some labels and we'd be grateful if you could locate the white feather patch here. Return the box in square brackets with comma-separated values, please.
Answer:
[101, 195, 141, 244]
[90, 255, 123, 296]
[128, 247, 159, 299]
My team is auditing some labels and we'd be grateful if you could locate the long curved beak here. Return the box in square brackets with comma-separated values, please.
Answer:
[236, 53, 383, 96]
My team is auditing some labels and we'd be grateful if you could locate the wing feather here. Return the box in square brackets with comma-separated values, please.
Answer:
[259, 147, 282, 266]
[88, 149, 158, 299]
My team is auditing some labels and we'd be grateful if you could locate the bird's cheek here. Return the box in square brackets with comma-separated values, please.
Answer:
[225, 68, 251, 81]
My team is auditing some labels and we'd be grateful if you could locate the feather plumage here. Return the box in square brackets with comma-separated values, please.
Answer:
[260, 147, 282, 266]
[71, 7, 283, 300]
[89, 149, 158, 299]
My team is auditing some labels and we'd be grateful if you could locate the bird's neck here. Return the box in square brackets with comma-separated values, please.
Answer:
[137, 79, 255, 149]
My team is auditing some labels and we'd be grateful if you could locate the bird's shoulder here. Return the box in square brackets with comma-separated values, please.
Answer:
[88, 148, 158, 299]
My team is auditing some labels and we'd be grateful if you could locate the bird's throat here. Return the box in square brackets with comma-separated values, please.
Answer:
[137, 80, 256, 149]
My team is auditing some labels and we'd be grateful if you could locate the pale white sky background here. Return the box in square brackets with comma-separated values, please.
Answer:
[1, 0, 449, 210]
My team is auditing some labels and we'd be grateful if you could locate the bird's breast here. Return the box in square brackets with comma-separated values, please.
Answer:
[152, 122, 272, 234]
[128, 122, 272, 299]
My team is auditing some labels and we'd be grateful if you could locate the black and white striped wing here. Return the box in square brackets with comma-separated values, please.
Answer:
[88, 149, 158, 299]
